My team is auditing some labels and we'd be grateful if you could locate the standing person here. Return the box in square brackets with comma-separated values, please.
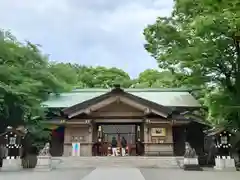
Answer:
[121, 136, 127, 156]
[96, 138, 102, 156]
[136, 138, 143, 156]
[111, 136, 118, 156]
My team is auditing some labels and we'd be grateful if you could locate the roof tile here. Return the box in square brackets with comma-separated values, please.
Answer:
[42, 88, 201, 108]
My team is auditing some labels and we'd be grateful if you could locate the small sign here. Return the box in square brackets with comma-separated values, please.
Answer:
[72, 142, 80, 156]
[151, 128, 166, 137]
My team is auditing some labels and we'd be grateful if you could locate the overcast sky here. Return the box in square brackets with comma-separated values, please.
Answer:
[0, 0, 173, 78]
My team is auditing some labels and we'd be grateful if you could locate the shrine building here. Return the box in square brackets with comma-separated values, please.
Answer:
[43, 85, 207, 157]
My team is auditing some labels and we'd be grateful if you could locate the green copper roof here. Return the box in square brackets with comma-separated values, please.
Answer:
[42, 88, 201, 108]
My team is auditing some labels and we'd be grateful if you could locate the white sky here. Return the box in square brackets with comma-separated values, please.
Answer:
[0, 0, 173, 78]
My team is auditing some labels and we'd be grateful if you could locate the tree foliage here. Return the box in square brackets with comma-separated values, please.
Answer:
[131, 69, 182, 88]
[7, 3, 238, 148]
[70, 65, 132, 88]
[143, 0, 240, 128]
[0, 30, 76, 146]
[0, 30, 153, 139]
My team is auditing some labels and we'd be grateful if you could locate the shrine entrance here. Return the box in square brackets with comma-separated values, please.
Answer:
[93, 123, 144, 156]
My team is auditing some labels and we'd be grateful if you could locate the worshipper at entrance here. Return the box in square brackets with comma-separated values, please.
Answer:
[111, 136, 118, 156]
[136, 138, 144, 156]
[121, 136, 127, 156]
[96, 138, 102, 156]
[93, 137, 102, 156]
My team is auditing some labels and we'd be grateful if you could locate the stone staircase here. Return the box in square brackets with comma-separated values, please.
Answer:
[54, 156, 182, 169]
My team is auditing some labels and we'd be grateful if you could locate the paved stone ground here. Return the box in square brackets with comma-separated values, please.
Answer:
[1, 168, 240, 180]
[140, 168, 240, 180]
[0, 168, 95, 180]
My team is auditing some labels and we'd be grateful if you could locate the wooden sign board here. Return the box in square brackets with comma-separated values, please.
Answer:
[151, 128, 166, 137]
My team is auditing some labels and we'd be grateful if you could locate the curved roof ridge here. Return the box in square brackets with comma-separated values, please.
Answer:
[71, 89, 109, 92]
[70, 88, 196, 93]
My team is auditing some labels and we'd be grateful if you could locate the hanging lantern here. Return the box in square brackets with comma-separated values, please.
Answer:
[98, 126, 102, 138]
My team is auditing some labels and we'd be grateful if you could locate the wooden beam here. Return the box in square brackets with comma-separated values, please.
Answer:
[144, 118, 171, 124]
[171, 120, 190, 125]
[68, 96, 118, 118]
[43, 119, 92, 125]
[94, 119, 143, 123]
[120, 96, 168, 118]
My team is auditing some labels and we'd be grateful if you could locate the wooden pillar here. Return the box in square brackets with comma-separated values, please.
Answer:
[137, 125, 141, 141]
[88, 124, 93, 156]
[143, 123, 149, 154]
[63, 127, 70, 156]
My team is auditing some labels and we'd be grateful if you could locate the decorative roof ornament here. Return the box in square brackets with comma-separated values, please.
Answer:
[111, 84, 123, 93]
[113, 84, 121, 89]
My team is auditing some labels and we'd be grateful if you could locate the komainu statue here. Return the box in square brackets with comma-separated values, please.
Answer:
[184, 142, 197, 158]
[39, 143, 50, 156]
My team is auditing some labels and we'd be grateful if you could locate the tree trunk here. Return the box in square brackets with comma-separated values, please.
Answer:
[233, 37, 240, 128]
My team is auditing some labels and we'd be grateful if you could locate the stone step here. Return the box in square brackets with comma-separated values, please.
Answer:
[55, 156, 181, 169]
[57, 156, 181, 160]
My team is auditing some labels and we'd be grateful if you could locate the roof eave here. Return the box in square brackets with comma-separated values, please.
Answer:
[61, 88, 173, 119]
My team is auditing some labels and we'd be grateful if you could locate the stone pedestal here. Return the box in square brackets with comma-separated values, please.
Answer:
[183, 158, 202, 171]
[214, 157, 236, 171]
[2, 159, 22, 171]
[225, 158, 235, 169]
[35, 156, 52, 171]
[214, 158, 225, 170]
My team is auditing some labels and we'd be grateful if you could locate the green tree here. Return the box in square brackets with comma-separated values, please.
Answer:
[137, 69, 179, 88]
[0, 30, 74, 148]
[49, 62, 78, 92]
[131, 69, 188, 88]
[70, 65, 132, 88]
[143, 0, 240, 128]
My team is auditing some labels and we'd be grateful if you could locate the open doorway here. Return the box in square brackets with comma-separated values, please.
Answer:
[50, 126, 65, 156]
[93, 123, 144, 156]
